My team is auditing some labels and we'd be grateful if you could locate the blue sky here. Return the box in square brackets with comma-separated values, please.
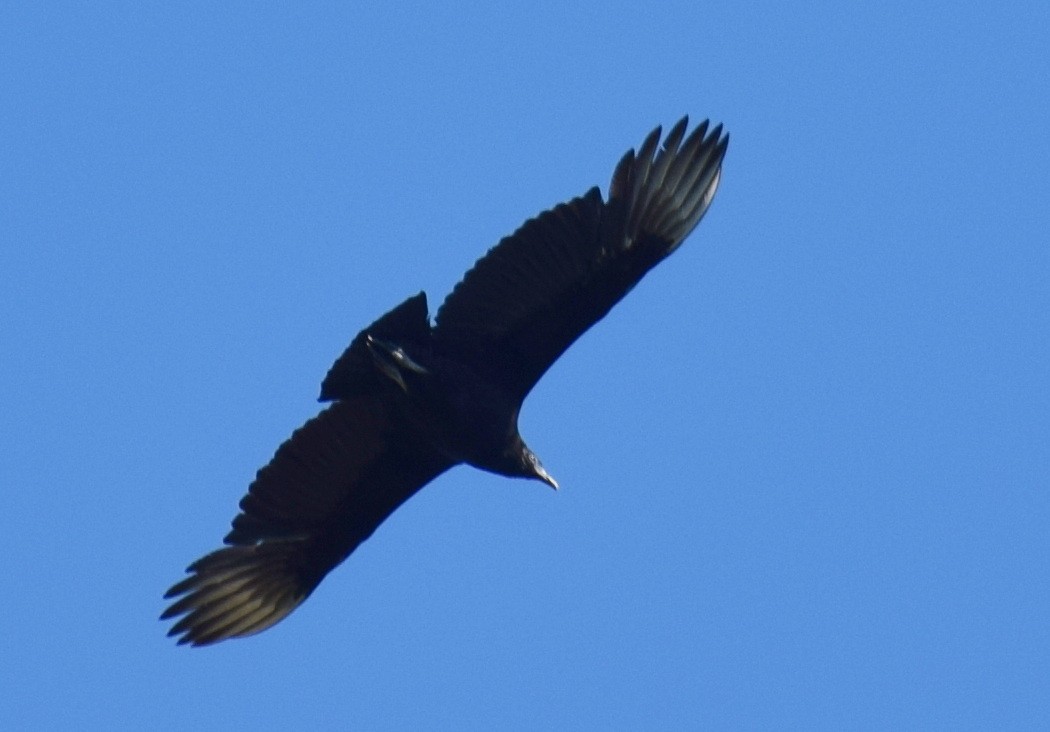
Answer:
[2, 2, 1047, 728]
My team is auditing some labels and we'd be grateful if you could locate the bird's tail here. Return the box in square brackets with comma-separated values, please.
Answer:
[609, 116, 728, 256]
[161, 539, 321, 646]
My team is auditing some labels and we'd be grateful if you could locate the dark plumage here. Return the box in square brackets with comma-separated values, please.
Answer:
[162, 117, 729, 646]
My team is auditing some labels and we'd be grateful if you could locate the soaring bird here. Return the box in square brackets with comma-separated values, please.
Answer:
[162, 117, 728, 646]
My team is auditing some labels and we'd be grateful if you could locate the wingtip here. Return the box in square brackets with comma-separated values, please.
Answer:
[161, 542, 314, 647]
[613, 116, 728, 250]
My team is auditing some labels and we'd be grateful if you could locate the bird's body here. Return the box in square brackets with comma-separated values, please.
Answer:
[163, 117, 729, 645]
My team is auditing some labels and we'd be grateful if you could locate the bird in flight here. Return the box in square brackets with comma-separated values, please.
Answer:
[162, 117, 729, 646]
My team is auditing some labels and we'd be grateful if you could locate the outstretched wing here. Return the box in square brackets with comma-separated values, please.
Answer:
[162, 394, 453, 646]
[434, 117, 728, 400]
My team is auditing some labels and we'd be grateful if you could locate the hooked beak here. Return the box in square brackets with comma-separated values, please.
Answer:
[534, 462, 560, 491]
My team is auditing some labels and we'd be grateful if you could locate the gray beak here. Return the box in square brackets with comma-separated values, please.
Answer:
[534, 462, 560, 491]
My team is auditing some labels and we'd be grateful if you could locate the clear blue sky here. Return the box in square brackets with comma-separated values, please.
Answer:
[2, 2, 1047, 729]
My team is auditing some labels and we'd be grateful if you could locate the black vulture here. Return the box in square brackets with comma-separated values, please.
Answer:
[162, 117, 729, 646]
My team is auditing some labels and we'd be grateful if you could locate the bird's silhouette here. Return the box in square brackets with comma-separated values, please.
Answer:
[162, 117, 729, 646]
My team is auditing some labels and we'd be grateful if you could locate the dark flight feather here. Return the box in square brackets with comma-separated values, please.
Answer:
[163, 117, 728, 645]
[435, 118, 727, 398]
